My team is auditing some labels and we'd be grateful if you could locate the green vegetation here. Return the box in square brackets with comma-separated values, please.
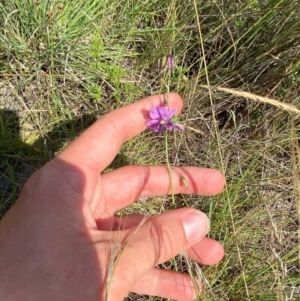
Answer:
[0, 0, 299, 300]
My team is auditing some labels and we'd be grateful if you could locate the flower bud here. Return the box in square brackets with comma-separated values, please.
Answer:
[181, 175, 189, 188]
[182, 75, 189, 88]
[161, 56, 167, 68]
[167, 55, 174, 72]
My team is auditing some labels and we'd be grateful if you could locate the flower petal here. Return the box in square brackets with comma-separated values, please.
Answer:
[149, 106, 161, 119]
[157, 125, 165, 133]
[151, 123, 163, 133]
[174, 123, 184, 131]
[167, 108, 176, 120]
[146, 119, 160, 127]
[165, 121, 175, 130]
[157, 106, 170, 120]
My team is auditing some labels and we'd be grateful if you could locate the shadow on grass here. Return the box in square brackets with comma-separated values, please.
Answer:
[0, 109, 131, 219]
[0, 109, 99, 217]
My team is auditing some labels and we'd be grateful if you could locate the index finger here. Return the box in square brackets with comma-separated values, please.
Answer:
[58, 93, 183, 171]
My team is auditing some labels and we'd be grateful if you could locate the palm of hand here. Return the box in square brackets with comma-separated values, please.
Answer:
[0, 94, 225, 301]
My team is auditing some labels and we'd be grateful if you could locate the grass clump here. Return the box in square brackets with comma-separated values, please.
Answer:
[1, 0, 300, 300]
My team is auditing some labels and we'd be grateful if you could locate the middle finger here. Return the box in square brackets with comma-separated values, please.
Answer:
[93, 165, 225, 218]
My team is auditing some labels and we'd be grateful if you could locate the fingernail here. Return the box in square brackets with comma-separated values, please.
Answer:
[183, 211, 210, 243]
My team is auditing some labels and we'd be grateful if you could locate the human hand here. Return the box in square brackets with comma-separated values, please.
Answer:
[0, 94, 225, 301]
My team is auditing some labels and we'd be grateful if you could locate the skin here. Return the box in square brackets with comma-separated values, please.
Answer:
[0, 93, 225, 301]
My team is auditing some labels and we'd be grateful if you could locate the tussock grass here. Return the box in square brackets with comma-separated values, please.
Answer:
[1, 0, 300, 300]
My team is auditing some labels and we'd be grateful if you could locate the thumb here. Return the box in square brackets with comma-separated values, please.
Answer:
[108, 208, 210, 301]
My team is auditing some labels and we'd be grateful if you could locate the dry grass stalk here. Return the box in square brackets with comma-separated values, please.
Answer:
[200, 85, 300, 115]
[291, 122, 300, 272]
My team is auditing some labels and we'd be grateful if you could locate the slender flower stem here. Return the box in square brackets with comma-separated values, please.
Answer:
[165, 67, 175, 205]
[165, 131, 175, 205]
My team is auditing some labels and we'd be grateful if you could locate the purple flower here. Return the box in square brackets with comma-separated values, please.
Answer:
[146, 105, 184, 133]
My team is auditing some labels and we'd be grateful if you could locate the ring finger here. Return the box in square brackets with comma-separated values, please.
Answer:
[113, 214, 224, 266]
